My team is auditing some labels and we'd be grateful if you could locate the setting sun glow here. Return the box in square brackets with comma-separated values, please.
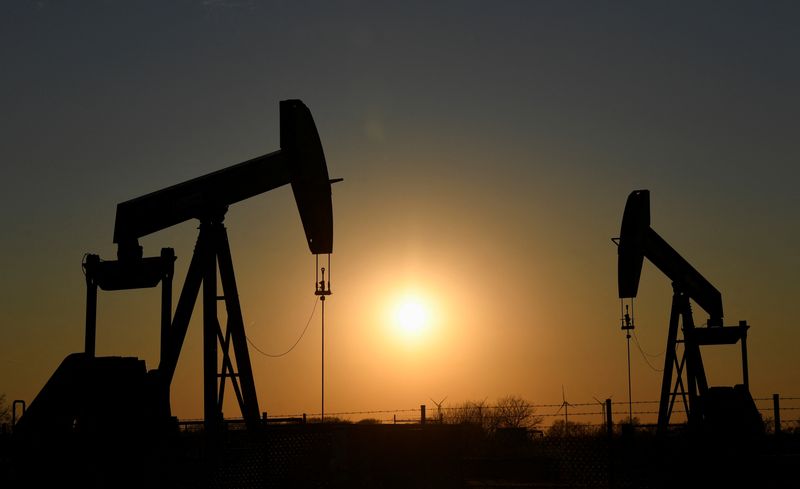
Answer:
[392, 297, 430, 339]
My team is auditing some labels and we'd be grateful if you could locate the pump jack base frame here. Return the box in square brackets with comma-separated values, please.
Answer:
[657, 285, 752, 434]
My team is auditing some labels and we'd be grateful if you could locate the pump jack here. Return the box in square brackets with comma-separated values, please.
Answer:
[616, 190, 762, 434]
[16, 100, 338, 438]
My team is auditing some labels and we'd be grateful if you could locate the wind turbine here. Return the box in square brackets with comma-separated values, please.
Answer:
[555, 386, 572, 435]
[430, 396, 448, 423]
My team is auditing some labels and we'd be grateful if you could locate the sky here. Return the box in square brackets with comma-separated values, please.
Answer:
[1, 1, 799, 424]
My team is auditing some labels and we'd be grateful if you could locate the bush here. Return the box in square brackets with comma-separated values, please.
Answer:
[356, 418, 382, 425]
[546, 419, 599, 437]
[307, 416, 353, 424]
[0, 394, 10, 425]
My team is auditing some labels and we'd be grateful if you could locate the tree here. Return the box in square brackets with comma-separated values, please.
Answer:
[493, 395, 544, 430]
[444, 399, 492, 431]
[443, 396, 543, 433]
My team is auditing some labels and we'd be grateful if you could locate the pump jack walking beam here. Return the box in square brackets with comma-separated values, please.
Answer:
[83, 100, 337, 433]
[113, 100, 335, 261]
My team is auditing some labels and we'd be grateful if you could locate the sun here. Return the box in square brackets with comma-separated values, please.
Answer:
[392, 297, 430, 338]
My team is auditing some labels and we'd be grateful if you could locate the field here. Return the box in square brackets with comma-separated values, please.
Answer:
[2, 422, 798, 488]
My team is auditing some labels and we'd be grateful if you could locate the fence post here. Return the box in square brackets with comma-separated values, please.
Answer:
[262, 411, 267, 425]
[605, 398, 613, 436]
[421, 404, 426, 425]
[303, 413, 307, 424]
[773, 393, 781, 435]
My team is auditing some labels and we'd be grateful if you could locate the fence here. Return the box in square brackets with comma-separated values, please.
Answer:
[5, 398, 800, 488]
[6, 393, 798, 435]
[249, 393, 800, 433]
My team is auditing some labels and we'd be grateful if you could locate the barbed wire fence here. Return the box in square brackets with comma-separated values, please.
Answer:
[181, 394, 800, 433]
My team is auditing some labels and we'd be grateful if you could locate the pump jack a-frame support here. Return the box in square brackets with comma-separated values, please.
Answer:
[165, 215, 261, 431]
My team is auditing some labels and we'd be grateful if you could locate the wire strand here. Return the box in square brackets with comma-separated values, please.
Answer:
[631, 332, 664, 372]
[632, 329, 664, 358]
[207, 395, 800, 422]
[247, 297, 319, 358]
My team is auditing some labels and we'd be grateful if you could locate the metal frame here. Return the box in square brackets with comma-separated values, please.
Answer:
[78, 100, 335, 434]
[656, 286, 751, 432]
[158, 213, 260, 431]
[617, 190, 753, 434]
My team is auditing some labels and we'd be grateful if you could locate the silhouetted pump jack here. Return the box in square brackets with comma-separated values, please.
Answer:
[616, 190, 762, 434]
[16, 100, 339, 438]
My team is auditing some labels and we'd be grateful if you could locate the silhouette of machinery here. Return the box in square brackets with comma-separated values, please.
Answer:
[16, 100, 337, 439]
[616, 190, 762, 434]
